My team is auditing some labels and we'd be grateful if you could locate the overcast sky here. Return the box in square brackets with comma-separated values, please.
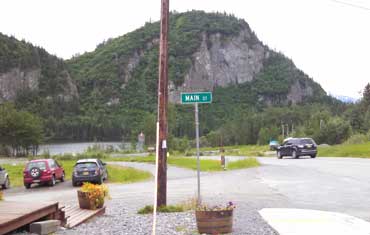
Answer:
[1, 0, 369, 98]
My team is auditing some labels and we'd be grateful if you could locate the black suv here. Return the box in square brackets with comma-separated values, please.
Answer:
[277, 138, 317, 159]
[72, 159, 108, 186]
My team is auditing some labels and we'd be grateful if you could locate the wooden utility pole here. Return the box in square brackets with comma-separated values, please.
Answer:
[156, 0, 169, 207]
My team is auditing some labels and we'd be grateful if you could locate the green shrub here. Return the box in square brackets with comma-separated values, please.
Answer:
[345, 134, 368, 145]
[168, 136, 190, 153]
[315, 117, 352, 144]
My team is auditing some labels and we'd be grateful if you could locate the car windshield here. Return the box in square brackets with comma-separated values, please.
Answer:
[75, 162, 98, 169]
[299, 139, 315, 145]
[27, 162, 47, 170]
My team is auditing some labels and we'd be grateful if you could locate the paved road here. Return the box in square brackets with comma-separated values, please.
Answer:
[257, 156, 370, 221]
[4, 156, 370, 223]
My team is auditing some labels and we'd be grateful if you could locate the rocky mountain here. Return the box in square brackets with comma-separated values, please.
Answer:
[67, 11, 326, 108]
[0, 11, 330, 141]
[0, 33, 78, 103]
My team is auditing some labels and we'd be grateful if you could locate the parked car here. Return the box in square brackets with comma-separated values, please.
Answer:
[276, 138, 317, 159]
[23, 159, 65, 189]
[72, 159, 108, 186]
[0, 165, 10, 189]
[269, 140, 279, 150]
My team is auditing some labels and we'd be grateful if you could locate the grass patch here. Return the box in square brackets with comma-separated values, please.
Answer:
[186, 145, 268, 157]
[107, 155, 155, 163]
[108, 155, 260, 172]
[138, 197, 197, 214]
[227, 158, 260, 170]
[318, 142, 370, 158]
[1, 160, 152, 187]
[138, 205, 184, 214]
[106, 165, 152, 183]
[1, 163, 24, 187]
[168, 157, 222, 171]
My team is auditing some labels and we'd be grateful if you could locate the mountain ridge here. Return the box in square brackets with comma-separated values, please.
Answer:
[0, 10, 332, 142]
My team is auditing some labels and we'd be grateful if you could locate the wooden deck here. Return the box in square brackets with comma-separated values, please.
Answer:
[0, 201, 60, 235]
[0, 201, 105, 234]
[63, 205, 106, 228]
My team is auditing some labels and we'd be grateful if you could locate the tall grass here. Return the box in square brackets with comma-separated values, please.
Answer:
[227, 158, 260, 170]
[107, 165, 152, 183]
[318, 142, 370, 158]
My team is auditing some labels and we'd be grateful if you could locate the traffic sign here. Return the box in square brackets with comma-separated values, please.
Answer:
[181, 92, 212, 104]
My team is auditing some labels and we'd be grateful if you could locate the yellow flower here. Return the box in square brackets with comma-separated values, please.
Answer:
[80, 183, 110, 208]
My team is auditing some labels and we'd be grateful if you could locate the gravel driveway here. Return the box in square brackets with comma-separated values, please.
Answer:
[54, 162, 280, 235]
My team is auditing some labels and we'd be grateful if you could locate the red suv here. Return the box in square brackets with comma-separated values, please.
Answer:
[23, 159, 65, 189]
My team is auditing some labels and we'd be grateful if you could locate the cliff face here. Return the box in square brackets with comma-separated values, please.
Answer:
[169, 29, 267, 103]
[0, 33, 78, 104]
[0, 68, 40, 102]
[0, 67, 78, 103]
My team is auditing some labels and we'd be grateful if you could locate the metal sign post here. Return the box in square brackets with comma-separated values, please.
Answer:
[194, 102, 201, 205]
[181, 92, 212, 205]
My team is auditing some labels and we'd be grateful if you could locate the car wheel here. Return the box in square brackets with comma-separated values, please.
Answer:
[277, 151, 283, 159]
[72, 180, 78, 187]
[2, 177, 10, 189]
[49, 175, 56, 187]
[60, 172, 65, 182]
[311, 154, 317, 158]
[292, 150, 298, 159]
[24, 183, 31, 189]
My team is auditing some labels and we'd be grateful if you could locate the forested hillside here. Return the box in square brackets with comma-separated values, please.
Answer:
[1, 11, 369, 152]
[65, 11, 330, 143]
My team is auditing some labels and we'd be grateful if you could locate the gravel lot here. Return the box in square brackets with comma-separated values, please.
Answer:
[56, 199, 278, 235]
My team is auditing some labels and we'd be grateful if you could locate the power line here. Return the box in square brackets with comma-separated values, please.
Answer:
[330, 0, 370, 11]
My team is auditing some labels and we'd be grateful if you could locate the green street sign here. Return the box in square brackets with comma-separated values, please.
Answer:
[181, 92, 212, 104]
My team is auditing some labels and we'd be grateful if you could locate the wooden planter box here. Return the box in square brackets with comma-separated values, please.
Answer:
[195, 209, 233, 234]
[77, 191, 104, 210]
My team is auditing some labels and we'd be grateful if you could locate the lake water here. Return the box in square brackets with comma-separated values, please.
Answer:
[38, 142, 123, 156]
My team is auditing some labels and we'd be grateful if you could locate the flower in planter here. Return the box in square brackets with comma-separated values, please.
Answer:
[79, 183, 110, 209]
[196, 201, 236, 211]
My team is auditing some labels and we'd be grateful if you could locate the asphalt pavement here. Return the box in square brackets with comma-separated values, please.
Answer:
[4, 156, 370, 232]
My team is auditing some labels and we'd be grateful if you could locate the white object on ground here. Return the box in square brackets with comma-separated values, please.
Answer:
[259, 208, 370, 235]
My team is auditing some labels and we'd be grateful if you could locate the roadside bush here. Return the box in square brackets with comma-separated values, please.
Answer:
[314, 117, 352, 145]
[344, 134, 368, 145]
[0, 144, 11, 157]
[205, 131, 222, 147]
[257, 126, 280, 146]
[168, 136, 190, 153]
